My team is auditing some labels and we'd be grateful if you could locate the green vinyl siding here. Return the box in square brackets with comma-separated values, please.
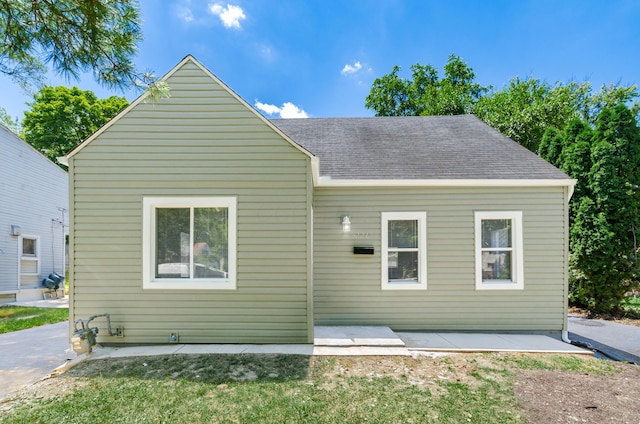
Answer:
[313, 186, 568, 332]
[69, 60, 312, 344]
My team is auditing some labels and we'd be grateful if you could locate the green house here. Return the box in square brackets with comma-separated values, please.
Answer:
[65, 56, 575, 344]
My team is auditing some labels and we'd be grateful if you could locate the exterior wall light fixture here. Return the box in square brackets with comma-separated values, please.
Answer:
[341, 215, 351, 232]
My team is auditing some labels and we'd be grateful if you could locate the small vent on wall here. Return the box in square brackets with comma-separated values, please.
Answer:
[10, 225, 21, 236]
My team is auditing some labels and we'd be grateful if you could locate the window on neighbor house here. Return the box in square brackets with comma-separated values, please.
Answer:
[20, 235, 40, 275]
[475, 211, 524, 290]
[22, 237, 37, 256]
[143, 197, 237, 290]
[381, 212, 427, 290]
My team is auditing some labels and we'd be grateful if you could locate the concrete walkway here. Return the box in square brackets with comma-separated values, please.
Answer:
[7, 295, 69, 309]
[568, 314, 640, 364]
[0, 321, 75, 400]
[87, 326, 589, 360]
[0, 296, 74, 400]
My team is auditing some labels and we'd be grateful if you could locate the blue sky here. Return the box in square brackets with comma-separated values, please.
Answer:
[1, 0, 639, 121]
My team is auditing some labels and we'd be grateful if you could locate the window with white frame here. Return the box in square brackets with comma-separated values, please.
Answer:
[20, 235, 40, 275]
[381, 212, 427, 290]
[22, 237, 37, 256]
[143, 197, 237, 290]
[475, 211, 524, 290]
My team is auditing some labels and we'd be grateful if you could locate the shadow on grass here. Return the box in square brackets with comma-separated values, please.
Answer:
[66, 353, 312, 384]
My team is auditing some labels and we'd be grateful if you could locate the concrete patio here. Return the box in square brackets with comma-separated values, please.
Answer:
[86, 325, 590, 360]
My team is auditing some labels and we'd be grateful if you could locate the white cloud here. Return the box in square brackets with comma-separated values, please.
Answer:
[254, 101, 281, 115]
[279, 102, 308, 119]
[255, 101, 308, 119]
[176, 0, 194, 22]
[178, 7, 194, 22]
[341, 61, 362, 75]
[209, 3, 246, 28]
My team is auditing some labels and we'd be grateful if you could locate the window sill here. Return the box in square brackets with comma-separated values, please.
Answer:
[143, 278, 236, 290]
[476, 280, 523, 290]
[381, 280, 427, 291]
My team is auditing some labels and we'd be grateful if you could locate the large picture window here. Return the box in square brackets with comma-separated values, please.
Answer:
[475, 211, 524, 290]
[381, 212, 427, 290]
[143, 197, 236, 290]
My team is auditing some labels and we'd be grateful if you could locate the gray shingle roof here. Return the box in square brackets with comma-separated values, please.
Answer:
[271, 115, 569, 180]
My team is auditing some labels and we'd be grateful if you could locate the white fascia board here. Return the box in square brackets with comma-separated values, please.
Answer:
[314, 178, 578, 189]
[568, 182, 576, 200]
[310, 157, 320, 187]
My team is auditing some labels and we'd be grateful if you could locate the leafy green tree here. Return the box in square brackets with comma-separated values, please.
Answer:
[569, 104, 640, 313]
[475, 79, 639, 153]
[578, 84, 640, 125]
[538, 127, 564, 168]
[22, 86, 128, 166]
[474, 78, 588, 152]
[558, 120, 594, 223]
[569, 197, 620, 313]
[365, 65, 413, 116]
[0, 106, 19, 134]
[540, 120, 594, 209]
[365, 55, 486, 116]
[0, 0, 168, 95]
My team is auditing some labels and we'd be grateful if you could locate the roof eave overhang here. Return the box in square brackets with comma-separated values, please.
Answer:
[314, 177, 577, 191]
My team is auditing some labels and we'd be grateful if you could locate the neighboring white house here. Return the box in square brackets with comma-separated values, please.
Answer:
[0, 124, 69, 303]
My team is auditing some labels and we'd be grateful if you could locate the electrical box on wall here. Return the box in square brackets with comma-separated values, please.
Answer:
[353, 246, 374, 255]
[10, 225, 21, 236]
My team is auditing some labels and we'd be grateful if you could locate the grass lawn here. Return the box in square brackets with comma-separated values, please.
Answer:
[0, 352, 623, 424]
[0, 306, 68, 334]
[623, 295, 640, 311]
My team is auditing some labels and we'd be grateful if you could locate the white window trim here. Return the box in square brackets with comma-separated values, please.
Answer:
[475, 211, 524, 290]
[142, 197, 237, 290]
[381, 212, 427, 290]
[19, 235, 40, 275]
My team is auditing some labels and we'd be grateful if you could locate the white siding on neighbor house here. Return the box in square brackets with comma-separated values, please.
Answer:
[70, 60, 313, 344]
[313, 186, 568, 332]
[0, 126, 68, 300]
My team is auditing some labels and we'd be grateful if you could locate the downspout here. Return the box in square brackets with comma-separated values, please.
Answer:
[306, 158, 315, 343]
[562, 180, 577, 344]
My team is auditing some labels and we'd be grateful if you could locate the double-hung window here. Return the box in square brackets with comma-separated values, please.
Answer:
[19, 235, 40, 275]
[143, 197, 236, 290]
[381, 212, 427, 290]
[475, 211, 524, 290]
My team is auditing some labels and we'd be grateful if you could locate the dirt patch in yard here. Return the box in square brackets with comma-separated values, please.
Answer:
[513, 362, 640, 423]
[315, 354, 640, 423]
